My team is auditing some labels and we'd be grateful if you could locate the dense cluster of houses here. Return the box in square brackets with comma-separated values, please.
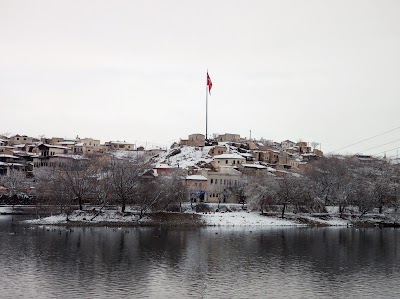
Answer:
[0, 134, 138, 176]
[158, 133, 324, 204]
[0, 132, 324, 204]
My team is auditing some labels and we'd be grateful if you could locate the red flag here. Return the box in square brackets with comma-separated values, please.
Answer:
[207, 72, 212, 94]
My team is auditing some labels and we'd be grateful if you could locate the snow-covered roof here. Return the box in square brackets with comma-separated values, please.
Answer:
[186, 175, 208, 181]
[0, 154, 19, 159]
[7, 163, 23, 167]
[0, 162, 23, 167]
[56, 141, 75, 145]
[214, 154, 246, 159]
[242, 164, 267, 169]
[217, 166, 243, 175]
[155, 163, 175, 169]
[51, 154, 85, 160]
[41, 144, 70, 150]
[13, 144, 25, 148]
[109, 141, 134, 145]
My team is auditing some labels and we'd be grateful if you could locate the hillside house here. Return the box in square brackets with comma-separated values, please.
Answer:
[0, 154, 24, 176]
[186, 175, 208, 203]
[212, 153, 246, 168]
[105, 141, 135, 151]
[0, 138, 8, 146]
[238, 163, 276, 176]
[38, 144, 69, 157]
[208, 145, 228, 157]
[216, 133, 241, 143]
[281, 140, 295, 150]
[180, 134, 205, 147]
[198, 167, 242, 203]
[255, 150, 280, 164]
[80, 138, 101, 154]
[154, 164, 178, 176]
[9, 135, 33, 146]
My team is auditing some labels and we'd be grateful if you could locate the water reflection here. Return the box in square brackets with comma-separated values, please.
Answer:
[1, 216, 400, 298]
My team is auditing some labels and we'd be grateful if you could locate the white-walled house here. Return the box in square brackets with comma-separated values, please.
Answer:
[211, 153, 246, 168]
[281, 140, 296, 150]
[38, 144, 69, 157]
[198, 167, 242, 204]
[186, 175, 208, 203]
[105, 141, 135, 151]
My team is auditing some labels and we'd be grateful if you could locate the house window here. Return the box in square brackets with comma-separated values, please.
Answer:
[226, 160, 228, 164]
[211, 179, 213, 184]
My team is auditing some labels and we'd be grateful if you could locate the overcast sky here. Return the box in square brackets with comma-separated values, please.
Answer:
[1, 0, 400, 156]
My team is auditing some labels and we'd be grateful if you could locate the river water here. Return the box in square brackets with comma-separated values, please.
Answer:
[1, 215, 400, 299]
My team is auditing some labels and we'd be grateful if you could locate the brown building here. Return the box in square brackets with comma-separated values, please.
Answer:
[180, 134, 205, 147]
[216, 133, 241, 143]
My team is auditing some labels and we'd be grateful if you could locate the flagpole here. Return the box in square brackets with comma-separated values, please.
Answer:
[206, 71, 208, 141]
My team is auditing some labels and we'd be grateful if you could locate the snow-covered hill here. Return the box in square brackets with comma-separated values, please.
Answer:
[152, 146, 215, 169]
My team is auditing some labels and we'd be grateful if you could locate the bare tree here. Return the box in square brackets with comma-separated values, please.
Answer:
[157, 169, 187, 212]
[34, 167, 74, 218]
[245, 173, 278, 214]
[276, 174, 301, 218]
[55, 158, 96, 210]
[107, 157, 146, 213]
[311, 141, 319, 150]
[0, 168, 26, 198]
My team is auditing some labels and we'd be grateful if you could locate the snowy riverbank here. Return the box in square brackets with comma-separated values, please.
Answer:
[5, 204, 399, 227]
[22, 209, 357, 227]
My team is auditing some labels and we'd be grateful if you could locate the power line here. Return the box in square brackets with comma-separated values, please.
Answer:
[372, 145, 400, 157]
[328, 126, 400, 154]
[359, 138, 400, 153]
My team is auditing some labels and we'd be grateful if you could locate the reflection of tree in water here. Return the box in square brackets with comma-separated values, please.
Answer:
[3, 223, 400, 298]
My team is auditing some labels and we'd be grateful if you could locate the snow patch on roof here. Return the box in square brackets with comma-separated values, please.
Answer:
[186, 175, 208, 181]
[214, 154, 246, 159]
[242, 164, 267, 169]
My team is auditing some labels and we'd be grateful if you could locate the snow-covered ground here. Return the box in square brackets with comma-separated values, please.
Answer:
[26, 210, 141, 225]
[297, 214, 350, 226]
[23, 209, 353, 227]
[111, 150, 144, 161]
[201, 211, 302, 226]
[0, 206, 13, 214]
[155, 146, 214, 169]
